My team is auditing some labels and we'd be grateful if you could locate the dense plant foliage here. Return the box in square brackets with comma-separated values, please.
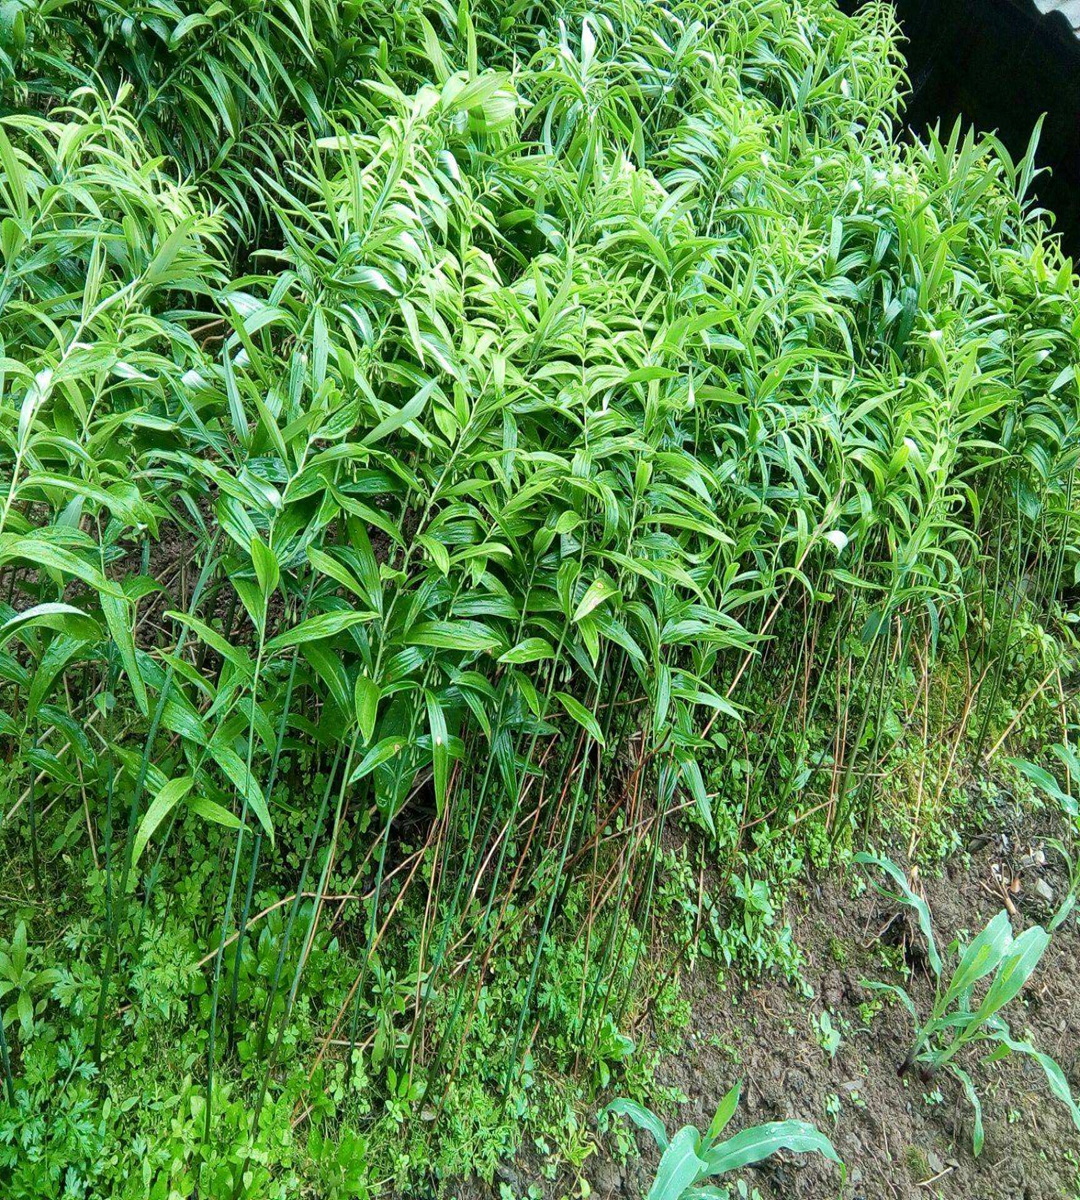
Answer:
[1, 0, 1079, 1193]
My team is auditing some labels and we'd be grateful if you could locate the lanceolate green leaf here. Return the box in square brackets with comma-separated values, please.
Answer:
[573, 577, 619, 623]
[0, 603, 100, 649]
[349, 735, 408, 784]
[426, 692, 449, 815]
[993, 1031, 1080, 1133]
[355, 675, 380, 744]
[606, 1099, 669, 1151]
[406, 620, 502, 654]
[266, 610, 377, 651]
[250, 534, 280, 600]
[703, 1121, 842, 1176]
[133, 777, 195, 865]
[188, 795, 243, 832]
[706, 1081, 741, 1144]
[554, 692, 605, 747]
[1007, 757, 1077, 815]
[973, 925, 1048, 1023]
[164, 612, 255, 676]
[101, 594, 148, 718]
[499, 637, 555, 665]
[647, 1126, 706, 1200]
[213, 744, 273, 845]
[855, 853, 942, 976]
[0, 536, 125, 599]
[950, 1065, 985, 1157]
[362, 379, 437, 447]
[942, 909, 1012, 1007]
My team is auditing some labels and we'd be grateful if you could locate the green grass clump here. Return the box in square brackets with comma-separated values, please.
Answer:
[1, 0, 1079, 1193]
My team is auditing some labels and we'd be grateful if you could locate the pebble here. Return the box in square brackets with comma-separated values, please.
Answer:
[1035, 878, 1055, 904]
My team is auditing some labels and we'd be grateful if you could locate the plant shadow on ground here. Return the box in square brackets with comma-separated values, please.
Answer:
[455, 799, 1080, 1200]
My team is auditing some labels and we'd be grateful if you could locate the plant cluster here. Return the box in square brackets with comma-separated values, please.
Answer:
[1, 0, 1079, 1192]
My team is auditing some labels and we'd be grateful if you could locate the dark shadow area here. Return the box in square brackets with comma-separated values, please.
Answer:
[847, 0, 1080, 255]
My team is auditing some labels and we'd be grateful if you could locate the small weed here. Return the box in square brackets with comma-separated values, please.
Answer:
[813, 1010, 843, 1059]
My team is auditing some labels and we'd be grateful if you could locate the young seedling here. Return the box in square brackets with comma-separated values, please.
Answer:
[857, 852, 1080, 1154]
[0, 922, 60, 1041]
[607, 1080, 842, 1199]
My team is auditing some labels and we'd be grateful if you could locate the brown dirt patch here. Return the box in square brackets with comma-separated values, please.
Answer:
[462, 805, 1080, 1200]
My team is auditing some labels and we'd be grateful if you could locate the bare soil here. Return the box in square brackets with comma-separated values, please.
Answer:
[469, 804, 1080, 1200]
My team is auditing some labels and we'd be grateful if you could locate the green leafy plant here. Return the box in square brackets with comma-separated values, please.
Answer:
[857, 852, 1080, 1154]
[813, 1010, 842, 1059]
[1007, 749, 1080, 928]
[1, 0, 1080, 1191]
[1009, 753, 1077, 818]
[607, 1082, 842, 1199]
[593, 1013, 636, 1088]
[0, 922, 59, 1039]
[1044, 838, 1080, 931]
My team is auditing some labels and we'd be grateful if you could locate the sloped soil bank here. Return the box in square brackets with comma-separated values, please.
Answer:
[473, 806, 1080, 1199]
